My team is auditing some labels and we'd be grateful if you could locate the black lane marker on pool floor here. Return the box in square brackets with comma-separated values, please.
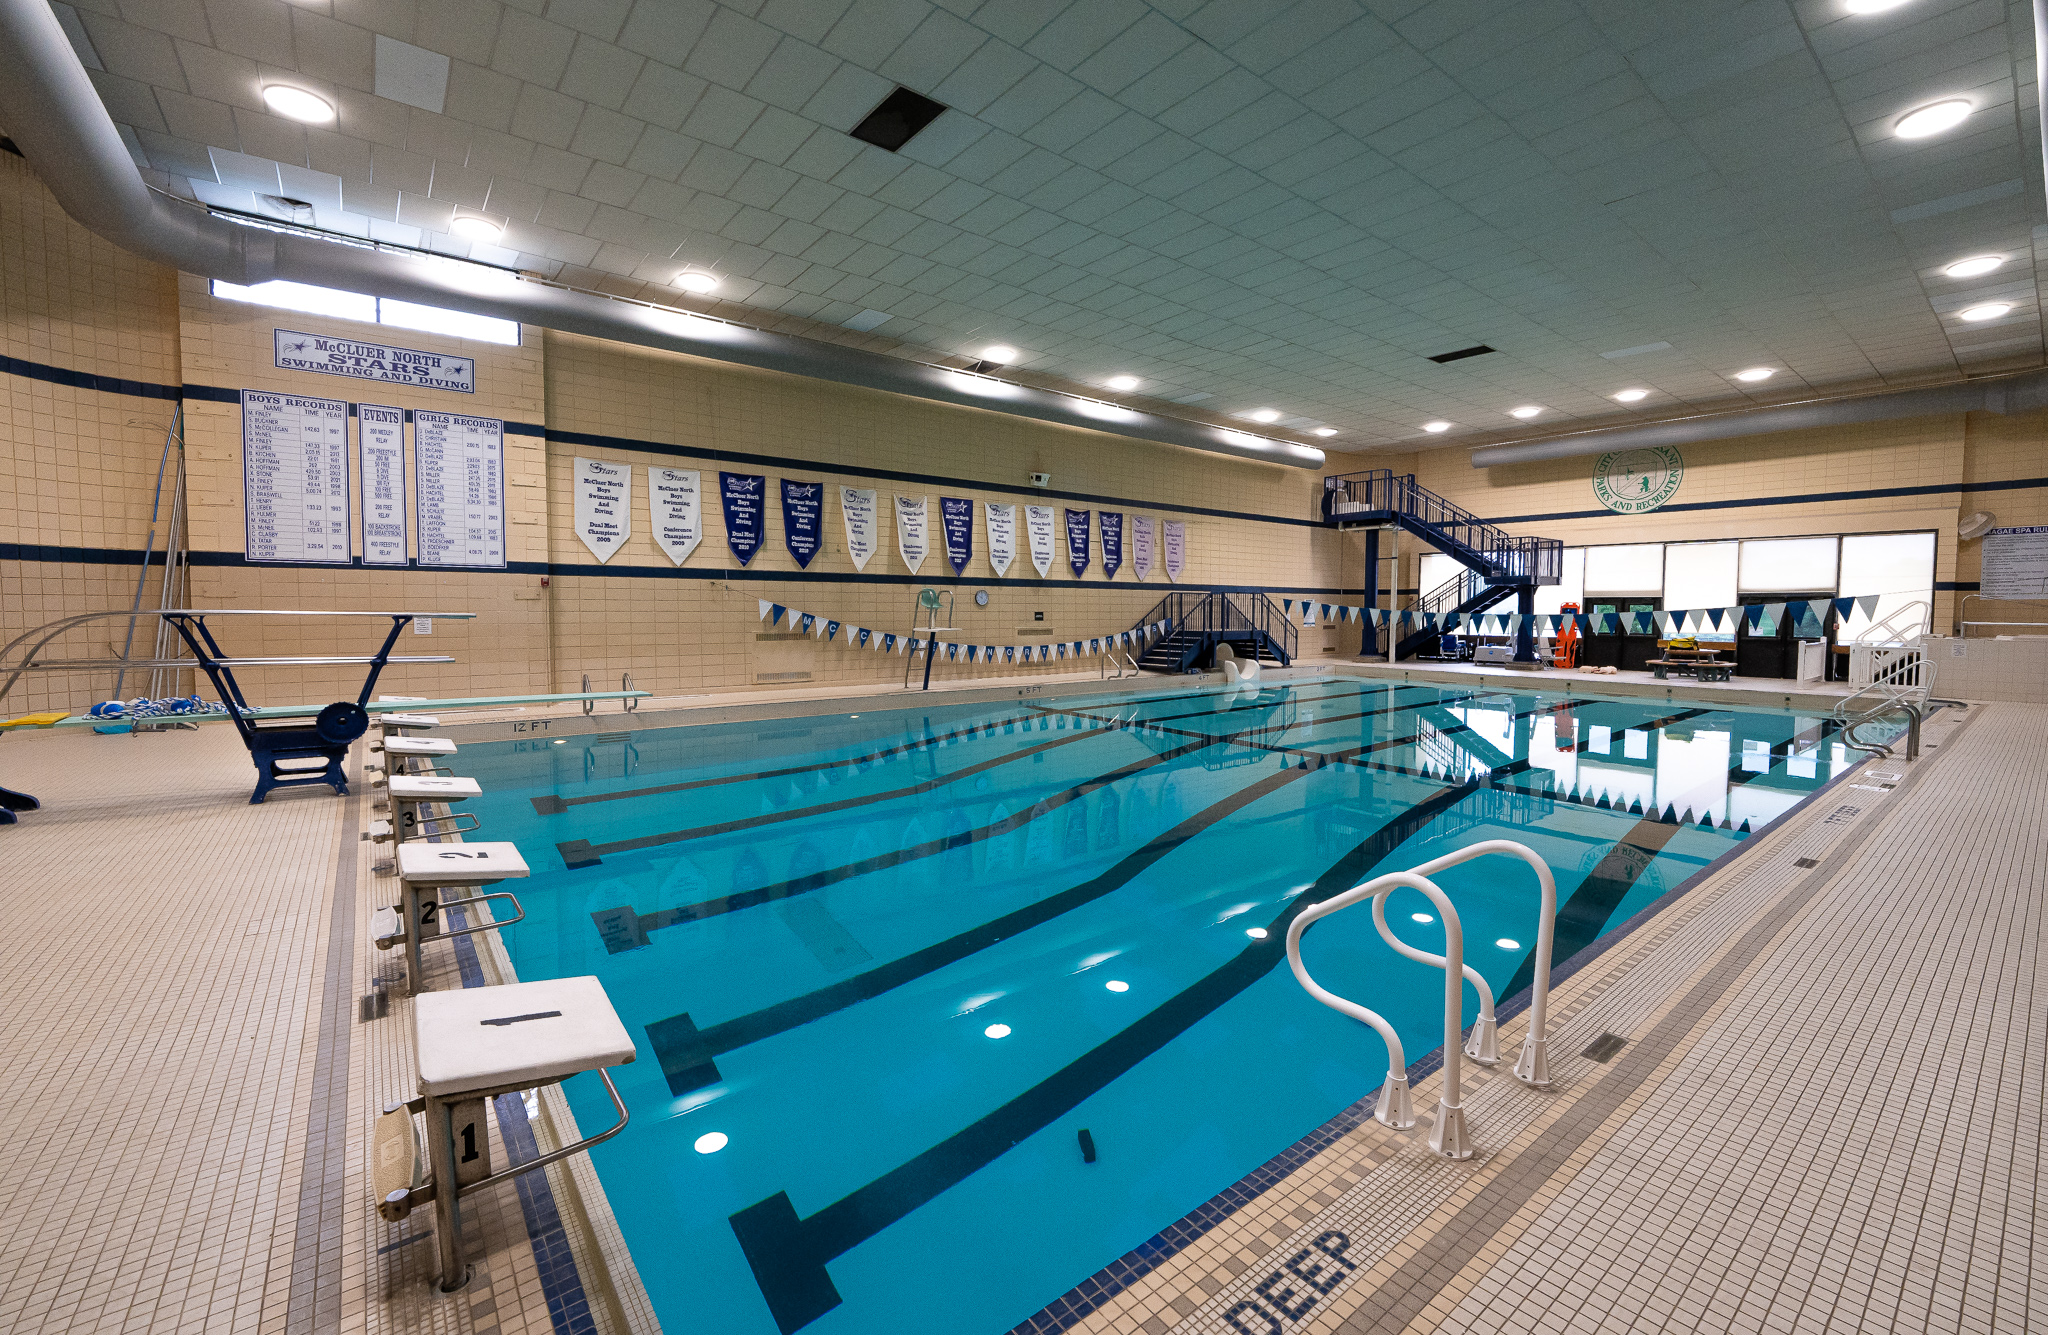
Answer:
[644, 764, 1312, 1095]
[727, 778, 1486, 1335]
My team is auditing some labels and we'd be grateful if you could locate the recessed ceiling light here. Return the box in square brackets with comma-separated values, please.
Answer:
[1312, 427, 1337, 437]
[1943, 255, 2005, 278]
[1249, 408, 1281, 423]
[1612, 388, 1649, 402]
[261, 85, 335, 124]
[1895, 99, 1973, 140]
[1845, 0, 1912, 12]
[983, 1022, 1012, 1039]
[449, 214, 503, 242]
[1104, 979, 1129, 992]
[1957, 302, 2013, 322]
[1422, 420, 1452, 433]
[1105, 375, 1140, 392]
[674, 270, 720, 294]
[980, 344, 1017, 363]
[1735, 367, 1775, 382]
[1509, 405, 1543, 419]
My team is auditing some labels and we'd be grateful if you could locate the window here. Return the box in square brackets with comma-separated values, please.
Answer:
[1738, 537, 1837, 593]
[1419, 552, 1462, 599]
[211, 279, 521, 346]
[1664, 541, 1738, 640]
[1838, 532, 1935, 636]
[1534, 547, 1585, 616]
[1585, 544, 1664, 595]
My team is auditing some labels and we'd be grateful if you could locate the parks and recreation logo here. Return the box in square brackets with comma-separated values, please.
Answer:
[1592, 446, 1684, 514]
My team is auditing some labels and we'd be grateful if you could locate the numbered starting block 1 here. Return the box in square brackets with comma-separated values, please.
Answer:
[374, 976, 635, 1292]
[375, 841, 529, 994]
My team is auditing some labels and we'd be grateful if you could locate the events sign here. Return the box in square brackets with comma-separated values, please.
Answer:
[413, 410, 505, 567]
[1981, 525, 2048, 598]
[941, 496, 974, 575]
[840, 487, 878, 570]
[648, 467, 702, 564]
[985, 503, 1017, 576]
[896, 495, 929, 573]
[1163, 520, 1186, 581]
[573, 457, 631, 562]
[1025, 505, 1056, 577]
[242, 390, 351, 563]
[720, 472, 767, 565]
[1130, 515, 1155, 581]
[1099, 511, 1124, 579]
[781, 479, 824, 569]
[273, 328, 473, 393]
[357, 404, 406, 566]
[1065, 508, 1091, 577]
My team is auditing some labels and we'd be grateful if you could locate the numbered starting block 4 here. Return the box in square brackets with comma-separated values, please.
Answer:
[378, 712, 441, 738]
[376, 841, 530, 994]
[374, 976, 635, 1292]
[369, 736, 458, 785]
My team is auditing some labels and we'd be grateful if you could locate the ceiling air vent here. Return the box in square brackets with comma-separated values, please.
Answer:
[1428, 344, 1497, 364]
[848, 87, 947, 152]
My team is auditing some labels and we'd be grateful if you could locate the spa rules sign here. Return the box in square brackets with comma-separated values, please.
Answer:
[573, 457, 631, 562]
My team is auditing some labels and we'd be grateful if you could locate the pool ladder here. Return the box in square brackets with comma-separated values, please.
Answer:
[1285, 839, 1557, 1159]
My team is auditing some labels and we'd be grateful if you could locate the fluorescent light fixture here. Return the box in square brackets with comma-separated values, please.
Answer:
[448, 214, 503, 242]
[1735, 366, 1775, 382]
[211, 278, 374, 322]
[979, 344, 1018, 363]
[1104, 980, 1129, 992]
[1312, 427, 1337, 437]
[1071, 398, 1137, 423]
[1217, 429, 1276, 450]
[693, 1131, 728, 1154]
[261, 84, 335, 123]
[1248, 408, 1281, 423]
[1612, 388, 1649, 402]
[983, 1023, 1012, 1039]
[1105, 375, 1140, 391]
[946, 370, 1018, 397]
[1845, 0, 1912, 10]
[1957, 302, 2013, 322]
[1895, 99, 1973, 139]
[1943, 255, 2005, 278]
[1509, 405, 1543, 419]
[377, 297, 520, 345]
[674, 270, 720, 294]
[1422, 420, 1452, 433]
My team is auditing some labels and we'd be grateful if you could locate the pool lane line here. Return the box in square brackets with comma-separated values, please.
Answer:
[552, 683, 1378, 865]
[531, 679, 1373, 817]
[726, 777, 1490, 1335]
[644, 763, 1314, 1094]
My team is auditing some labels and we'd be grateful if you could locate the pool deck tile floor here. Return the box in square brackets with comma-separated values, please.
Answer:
[0, 694, 2038, 1335]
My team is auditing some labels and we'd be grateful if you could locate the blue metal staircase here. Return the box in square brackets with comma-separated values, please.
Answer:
[1134, 591, 1295, 674]
[1396, 569, 1518, 659]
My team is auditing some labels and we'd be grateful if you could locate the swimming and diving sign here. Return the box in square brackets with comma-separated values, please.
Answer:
[274, 329, 474, 393]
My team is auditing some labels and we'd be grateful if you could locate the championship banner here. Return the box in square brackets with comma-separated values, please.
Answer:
[839, 487, 878, 571]
[895, 494, 929, 573]
[1065, 508, 1091, 577]
[719, 471, 766, 565]
[940, 495, 974, 575]
[985, 502, 1017, 576]
[781, 479, 823, 569]
[573, 457, 631, 562]
[1025, 505, 1056, 577]
[1163, 520, 1186, 581]
[649, 467, 701, 565]
[1131, 515, 1155, 580]
[1099, 511, 1124, 579]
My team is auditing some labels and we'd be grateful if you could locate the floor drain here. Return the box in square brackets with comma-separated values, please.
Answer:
[1581, 1032, 1627, 1062]
[1794, 857, 1821, 869]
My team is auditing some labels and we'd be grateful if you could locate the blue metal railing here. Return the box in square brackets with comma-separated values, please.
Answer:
[1135, 591, 1296, 668]
[1324, 469, 1561, 586]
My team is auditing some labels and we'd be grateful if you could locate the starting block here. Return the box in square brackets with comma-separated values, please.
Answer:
[387, 775, 483, 842]
[383, 841, 529, 993]
[374, 976, 635, 1291]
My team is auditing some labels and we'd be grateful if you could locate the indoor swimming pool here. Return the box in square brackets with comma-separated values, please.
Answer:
[460, 678, 1865, 1335]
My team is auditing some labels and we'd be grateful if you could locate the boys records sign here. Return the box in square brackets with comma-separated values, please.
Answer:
[273, 329, 474, 393]
[1593, 446, 1684, 514]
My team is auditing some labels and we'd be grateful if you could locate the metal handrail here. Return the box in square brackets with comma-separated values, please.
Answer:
[1325, 469, 1562, 585]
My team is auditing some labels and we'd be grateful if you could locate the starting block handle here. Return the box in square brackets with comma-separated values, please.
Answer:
[401, 812, 481, 840]
[434, 889, 526, 935]
[458, 1066, 629, 1199]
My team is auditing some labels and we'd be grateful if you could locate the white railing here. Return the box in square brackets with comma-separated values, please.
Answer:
[1847, 600, 1930, 689]
[1285, 840, 1556, 1160]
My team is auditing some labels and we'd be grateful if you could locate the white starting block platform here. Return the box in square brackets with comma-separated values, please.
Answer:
[414, 976, 636, 1097]
[379, 840, 529, 984]
[397, 842, 528, 883]
[378, 736, 458, 757]
[388, 775, 481, 801]
[379, 712, 442, 731]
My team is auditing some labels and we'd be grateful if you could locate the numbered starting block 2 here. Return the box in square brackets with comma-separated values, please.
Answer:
[375, 841, 529, 994]
[374, 976, 635, 1292]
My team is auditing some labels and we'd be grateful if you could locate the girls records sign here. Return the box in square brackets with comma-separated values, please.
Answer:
[1592, 446, 1684, 514]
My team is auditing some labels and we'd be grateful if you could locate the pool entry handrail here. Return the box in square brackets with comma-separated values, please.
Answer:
[1371, 893, 1501, 1066]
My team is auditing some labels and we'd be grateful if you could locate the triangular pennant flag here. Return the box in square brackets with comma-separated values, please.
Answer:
[1743, 604, 1764, 630]
[1831, 597, 1855, 622]
[770, 603, 787, 627]
[882, 633, 896, 652]
[758, 599, 773, 621]
[1283, 599, 1293, 617]
[825, 619, 841, 642]
[1706, 607, 1724, 631]
[797, 612, 815, 635]
[855, 627, 870, 647]
[1856, 594, 1879, 619]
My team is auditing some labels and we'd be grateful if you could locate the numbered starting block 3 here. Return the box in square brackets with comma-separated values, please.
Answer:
[373, 976, 635, 1292]
[386, 774, 483, 843]
[375, 841, 529, 994]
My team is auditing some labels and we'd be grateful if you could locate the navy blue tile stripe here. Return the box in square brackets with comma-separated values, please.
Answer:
[1476, 474, 2048, 525]
[0, 351, 180, 399]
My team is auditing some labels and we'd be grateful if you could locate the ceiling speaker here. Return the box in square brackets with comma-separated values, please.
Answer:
[1958, 510, 1996, 541]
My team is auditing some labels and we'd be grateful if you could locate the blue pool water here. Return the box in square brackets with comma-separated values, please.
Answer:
[458, 678, 1860, 1335]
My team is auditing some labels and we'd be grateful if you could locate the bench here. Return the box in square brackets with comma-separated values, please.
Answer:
[1646, 657, 1733, 682]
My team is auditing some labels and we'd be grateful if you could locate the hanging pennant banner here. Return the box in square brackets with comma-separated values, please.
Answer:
[573, 457, 632, 562]
[648, 467, 702, 565]
[940, 496, 974, 575]
[781, 479, 824, 569]
[1099, 511, 1124, 579]
[1025, 505, 1056, 577]
[895, 495, 929, 573]
[985, 502, 1017, 577]
[1131, 515, 1155, 580]
[839, 487, 877, 571]
[1163, 520, 1186, 581]
[1065, 508, 1092, 577]
[719, 471, 766, 565]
